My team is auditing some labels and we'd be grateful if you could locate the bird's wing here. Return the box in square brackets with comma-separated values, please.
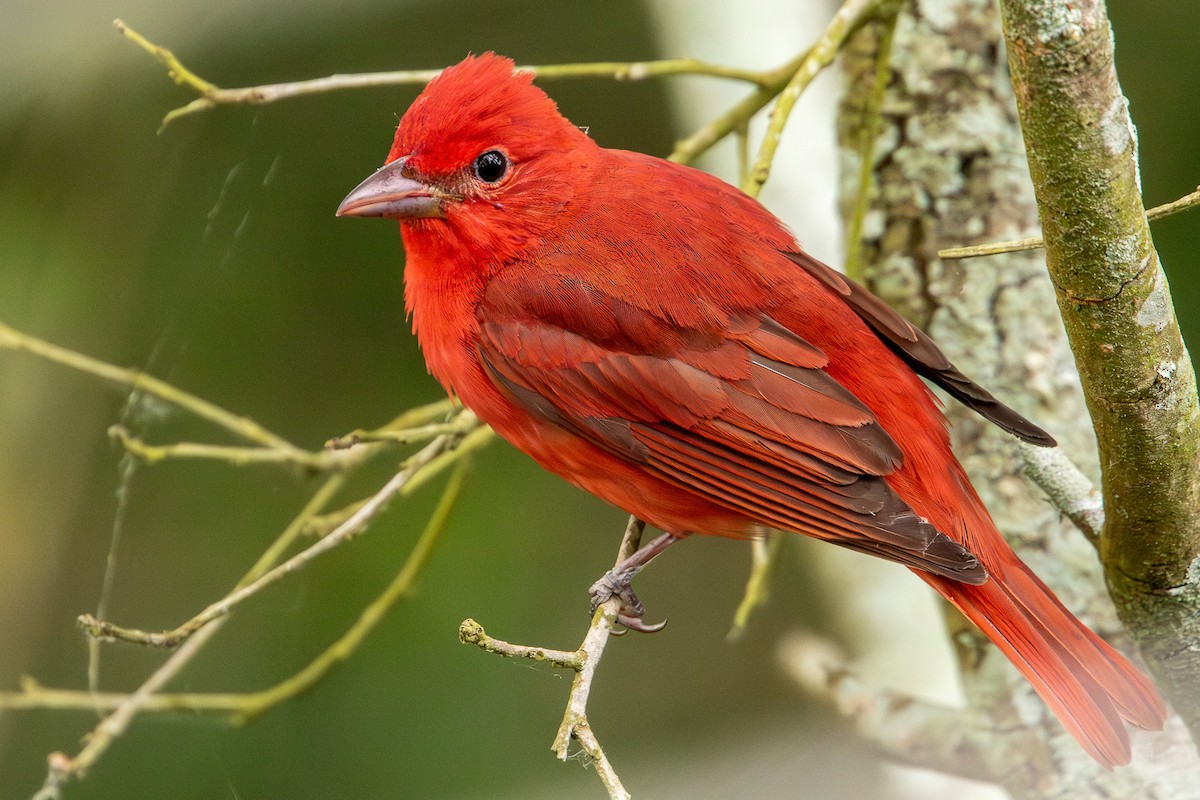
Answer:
[782, 251, 1056, 447]
[476, 266, 987, 584]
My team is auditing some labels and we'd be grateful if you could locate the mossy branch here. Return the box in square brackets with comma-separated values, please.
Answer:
[1000, 0, 1200, 748]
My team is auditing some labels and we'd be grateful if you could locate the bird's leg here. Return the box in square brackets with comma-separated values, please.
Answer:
[588, 531, 681, 633]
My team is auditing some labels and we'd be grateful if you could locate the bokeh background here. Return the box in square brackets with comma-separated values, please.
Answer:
[1, 1, 1196, 798]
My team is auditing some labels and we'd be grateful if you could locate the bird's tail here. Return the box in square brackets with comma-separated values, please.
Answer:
[923, 554, 1167, 768]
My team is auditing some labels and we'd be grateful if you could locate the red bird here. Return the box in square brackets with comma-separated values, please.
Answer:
[338, 53, 1165, 767]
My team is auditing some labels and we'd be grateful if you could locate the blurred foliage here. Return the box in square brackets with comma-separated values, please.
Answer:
[0, 1, 1195, 798]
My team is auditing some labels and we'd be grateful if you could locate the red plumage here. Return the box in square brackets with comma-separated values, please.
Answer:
[339, 53, 1166, 767]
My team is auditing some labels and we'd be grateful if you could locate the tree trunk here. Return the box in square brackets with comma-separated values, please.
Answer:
[839, 0, 1200, 795]
[999, 0, 1200, 753]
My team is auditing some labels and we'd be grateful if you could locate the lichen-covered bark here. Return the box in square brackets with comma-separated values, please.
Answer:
[998, 0, 1200, 753]
[839, 0, 1199, 794]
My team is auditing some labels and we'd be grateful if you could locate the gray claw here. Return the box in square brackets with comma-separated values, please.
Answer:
[616, 613, 668, 634]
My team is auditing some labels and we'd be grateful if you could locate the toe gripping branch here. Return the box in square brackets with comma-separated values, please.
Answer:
[588, 531, 680, 633]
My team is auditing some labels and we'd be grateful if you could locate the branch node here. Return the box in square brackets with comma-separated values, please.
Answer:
[458, 619, 583, 670]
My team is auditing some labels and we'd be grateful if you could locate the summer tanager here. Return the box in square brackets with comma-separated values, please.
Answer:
[338, 53, 1165, 767]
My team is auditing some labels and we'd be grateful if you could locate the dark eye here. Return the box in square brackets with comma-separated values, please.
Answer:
[473, 150, 508, 183]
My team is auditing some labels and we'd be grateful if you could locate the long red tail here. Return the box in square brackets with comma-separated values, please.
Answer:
[923, 554, 1166, 768]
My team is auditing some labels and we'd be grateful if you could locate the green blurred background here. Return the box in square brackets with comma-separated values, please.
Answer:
[0, 2, 1196, 798]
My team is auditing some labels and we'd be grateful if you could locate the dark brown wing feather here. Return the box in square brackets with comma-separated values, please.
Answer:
[782, 250, 1057, 447]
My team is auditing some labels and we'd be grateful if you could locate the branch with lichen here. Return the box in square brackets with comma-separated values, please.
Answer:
[1017, 441, 1105, 545]
[460, 516, 646, 800]
[821, 0, 1200, 793]
[777, 631, 996, 780]
[1001, 0, 1200, 750]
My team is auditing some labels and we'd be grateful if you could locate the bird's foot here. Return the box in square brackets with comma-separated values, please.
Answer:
[588, 567, 667, 634]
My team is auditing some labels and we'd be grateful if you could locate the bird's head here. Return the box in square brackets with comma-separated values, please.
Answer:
[337, 53, 595, 260]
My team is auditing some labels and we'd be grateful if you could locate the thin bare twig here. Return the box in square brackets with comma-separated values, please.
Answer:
[669, 51, 811, 165]
[108, 425, 329, 467]
[741, 0, 888, 197]
[669, 0, 888, 168]
[27, 471, 347, 799]
[461, 516, 646, 800]
[2, 462, 468, 724]
[33, 602, 224, 800]
[458, 620, 582, 668]
[728, 531, 784, 641]
[842, 3, 900, 282]
[938, 186, 1200, 260]
[0, 320, 319, 467]
[80, 416, 490, 648]
[25, 419, 490, 798]
[720, 532, 787, 642]
[113, 15, 894, 181]
[326, 417, 474, 449]
[114, 19, 769, 130]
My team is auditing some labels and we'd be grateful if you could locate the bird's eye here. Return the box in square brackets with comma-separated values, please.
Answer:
[472, 150, 509, 183]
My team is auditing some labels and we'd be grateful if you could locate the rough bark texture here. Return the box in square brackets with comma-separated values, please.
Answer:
[838, 0, 1200, 794]
[998, 0, 1200, 753]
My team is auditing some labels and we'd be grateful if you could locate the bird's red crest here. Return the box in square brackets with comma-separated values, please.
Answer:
[390, 53, 579, 176]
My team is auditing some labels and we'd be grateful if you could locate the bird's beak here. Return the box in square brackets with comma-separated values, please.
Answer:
[336, 157, 446, 220]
